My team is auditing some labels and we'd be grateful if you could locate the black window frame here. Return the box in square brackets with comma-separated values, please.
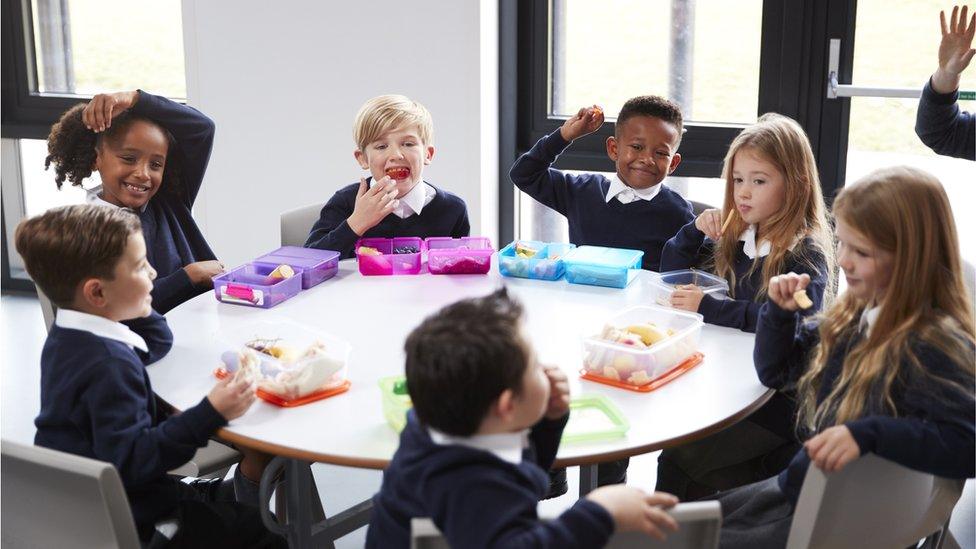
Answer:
[498, 0, 857, 245]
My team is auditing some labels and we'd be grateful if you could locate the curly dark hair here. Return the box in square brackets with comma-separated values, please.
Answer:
[45, 103, 182, 199]
[616, 95, 684, 143]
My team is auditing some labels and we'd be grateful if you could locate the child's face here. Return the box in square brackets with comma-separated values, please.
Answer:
[94, 120, 169, 210]
[731, 148, 786, 228]
[354, 125, 434, 198]
[606, 115, 682, 190]
[100, 232, 157, 321]
[835, 218, 893, 304]
[509, 343, 551, 430]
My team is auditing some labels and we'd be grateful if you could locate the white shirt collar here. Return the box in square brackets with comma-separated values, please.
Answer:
[428, 427, 529, 465]
[859, 305, 881, 336]
[55, 308, 148, 352]
[85, 186, 148, 213]
[371, 180, 435, 219]
[739, 224, 772, 259]
[604, 174, 662, 204]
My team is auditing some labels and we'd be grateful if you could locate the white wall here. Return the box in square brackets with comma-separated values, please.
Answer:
[181, 0, 498, 265]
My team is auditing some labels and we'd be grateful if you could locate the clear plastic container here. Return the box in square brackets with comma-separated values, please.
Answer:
[254, 246, 340, 289]
[582, 305, 704, 391]
[562, 246, 644, 289]
[425, 237, 493, 275]
[648, 269, 730, 307]
[378, 375, 412, 432]
[561, 394, 630, 444]
[355, 237, 424, 276]
[212, 263, 303, 308]
[215, 320, 351, 406]
[497, 241, 576, 281]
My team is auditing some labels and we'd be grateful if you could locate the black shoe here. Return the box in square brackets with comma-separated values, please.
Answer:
[597, 458, 629, 486]
[544, 468, 568, 500]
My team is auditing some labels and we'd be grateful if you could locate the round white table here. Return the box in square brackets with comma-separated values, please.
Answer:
[148, 258, 771, 546]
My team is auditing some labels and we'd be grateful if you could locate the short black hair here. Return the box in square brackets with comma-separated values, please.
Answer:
[616, 95, 684, 141]
[404, 288, 529, 436]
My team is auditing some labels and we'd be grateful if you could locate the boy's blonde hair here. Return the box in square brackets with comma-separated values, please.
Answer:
[712, 113, 836, 303]
[353, 95, 433, 152]
[15, 204, 143, 308]
[797, 167, 975, 432]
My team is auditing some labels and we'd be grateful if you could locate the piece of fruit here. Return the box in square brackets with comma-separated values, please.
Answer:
[358, 246, 383, 256]
[268, 264, 294, 279]
[514, 241, 538, 258]
[385, 167, 410, 180]
[625, 323, 669, 346]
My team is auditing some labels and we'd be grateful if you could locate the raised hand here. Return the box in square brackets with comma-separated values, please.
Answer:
[934, 5, 976, 93]
[559, 105, 605, 142]
[83, 91, 140, 133]
[347, 176, 398, 235]
[767, 272, 811, 312]
[543, 365, 570, 420]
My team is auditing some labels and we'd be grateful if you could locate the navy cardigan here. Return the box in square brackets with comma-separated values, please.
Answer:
[661, 220, 829, 332]
[753, 301, 976, 504]
[304, 181, 470, 259]
[128, 90, 218, 314]
[34, 312, 226, 536]
[509, 131, 694, 271]
[915, 77, 975, 160]
[366, 411, 614, 548]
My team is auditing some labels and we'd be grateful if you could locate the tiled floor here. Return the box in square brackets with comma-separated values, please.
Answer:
[2, 294, 973, 547]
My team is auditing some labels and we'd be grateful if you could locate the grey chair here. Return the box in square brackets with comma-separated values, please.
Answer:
[410, 500, 722, 549]
[280, 202, 325, 247]
[1, 439, 143, 548]
[688, 200, 716, 217]
[34, 288, 241, 479]
[786, 453, 963, 549]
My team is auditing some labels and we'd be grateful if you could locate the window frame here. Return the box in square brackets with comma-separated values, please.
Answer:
[498, 0, 857, 244]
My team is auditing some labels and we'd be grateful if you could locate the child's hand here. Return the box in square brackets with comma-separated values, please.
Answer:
[347, 177, 398, 236]
[933, 6, 976, 93]
[184, 260, 226, 287]
[543, 365, 570, 420]
[767, 273, 811, 312]
[586, 486, 679, 541]
[207, 371, 257, 421]
[559, 105, 604, 142]
[83, 91, 140, 133]
[805, 425, 861, 473]
[670, 284, 704, 312]
[695, 208, 725, 241]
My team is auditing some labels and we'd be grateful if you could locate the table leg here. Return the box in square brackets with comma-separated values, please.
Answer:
[579, 464, 599, 497]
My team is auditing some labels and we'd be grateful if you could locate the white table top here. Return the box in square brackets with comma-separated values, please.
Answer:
[148, 258, 771, 469]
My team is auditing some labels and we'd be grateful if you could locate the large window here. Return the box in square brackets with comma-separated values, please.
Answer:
[2, 0, 186, 290]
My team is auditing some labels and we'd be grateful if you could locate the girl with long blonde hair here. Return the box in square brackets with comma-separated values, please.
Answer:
[662, 113, 835, 332]
[657, 114, 836, 501]
[719, 166, 975, 548]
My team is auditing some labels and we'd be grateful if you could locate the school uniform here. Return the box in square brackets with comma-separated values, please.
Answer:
[366, 411, 613, 549]
[718, 301, 975, 548]
[86, 90, 218, 314]
[509, 130, 695, 272]
[33, 309, 285, 547]
[304, 179, 470, 259]
[915, 77, 975, 160]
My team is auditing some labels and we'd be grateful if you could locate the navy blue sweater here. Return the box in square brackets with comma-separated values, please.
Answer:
[661, 221, 828, 332]
[34, 312, 227, 535]
[129, 90, 218, 314]
[510, 131, 695, 271]
[753, 301, 976, 504]
[366, 411, 614, 549]
[304, 181, 470, 259]
[915, 77, 975, 160]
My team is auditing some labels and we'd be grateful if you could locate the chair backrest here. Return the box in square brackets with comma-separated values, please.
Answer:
[688, 200, 716, 217]
[786, 453, 964, 549]
[36, 287, 57, 333]
[1, 439, 141, 549]
[411, 501, 721, 549]
[280, 202, 325, 247]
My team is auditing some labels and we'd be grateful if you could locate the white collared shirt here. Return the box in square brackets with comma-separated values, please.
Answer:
[859, 305, 881, 336]
[55, 308, 148, 352]
[428, 427, 529, 465]
[371, 180, 435, 219]
[739, 224, 772, 259]
[604, 174, 662, 204]
[85, 185, 148, 213]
